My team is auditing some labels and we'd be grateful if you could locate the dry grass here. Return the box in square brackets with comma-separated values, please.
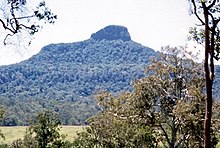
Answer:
[0, 126, 85, 145]
[59, 126, 85, 142]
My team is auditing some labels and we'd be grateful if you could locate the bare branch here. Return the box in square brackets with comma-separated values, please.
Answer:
[191, 0, 205, 25]
[0, 0, 56, 45]
[207, 0, 217, 9]
[19, 24, 36, 31]
[3, 33, 13, 45]
[13, 15, 35, 20]
[10, 1, 19, 32]
[0, 18, 16, 33]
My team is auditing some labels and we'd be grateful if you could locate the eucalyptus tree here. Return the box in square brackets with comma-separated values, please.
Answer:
[28, 110, 64, 148]
[188, 0, 220, 147]
[132, 46, 206, 147]
[73, 46, 210, 147]
[73, 91, 156, 147]
[0, 0, 57, 45]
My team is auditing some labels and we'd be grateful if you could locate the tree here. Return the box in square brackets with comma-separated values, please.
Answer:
[0, 107, 5, 140]
[132, 46, 207, 147]
[188, 0, 220, 147]
[9, 110, 73, 148]
[73, 91, 156, 147]
[27, 110, 66, 148]
[0, 0, 57, 45]
[74, 46, 217, 147]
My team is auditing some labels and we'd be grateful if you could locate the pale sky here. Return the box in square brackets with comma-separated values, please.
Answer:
[0, 0, 202, 65]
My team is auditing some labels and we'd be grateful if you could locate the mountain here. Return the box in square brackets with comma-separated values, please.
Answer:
[0, 25, 157, 125]
[0, 25, 219, 126]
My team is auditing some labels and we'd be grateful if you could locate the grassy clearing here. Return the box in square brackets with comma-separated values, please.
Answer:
[0, 126, 85, 145]
[59, 126, 85, 142]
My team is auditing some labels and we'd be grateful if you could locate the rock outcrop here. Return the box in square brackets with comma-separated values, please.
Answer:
[91, 25, 131, 41]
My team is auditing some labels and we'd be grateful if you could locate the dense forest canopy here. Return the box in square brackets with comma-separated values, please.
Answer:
[0, 25, 157, 125]
[0, 25, 219, 126]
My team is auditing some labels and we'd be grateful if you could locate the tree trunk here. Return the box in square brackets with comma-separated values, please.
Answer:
[203, 4, 213, 148]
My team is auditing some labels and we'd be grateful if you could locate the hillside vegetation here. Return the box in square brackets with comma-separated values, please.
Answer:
[0, 25, 157, 125]
[0, 25, 219, 126]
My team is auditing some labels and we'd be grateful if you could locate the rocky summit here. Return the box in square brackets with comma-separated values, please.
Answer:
[91, 25, 131, 41]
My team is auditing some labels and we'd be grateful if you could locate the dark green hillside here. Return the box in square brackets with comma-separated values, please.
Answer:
[1, 25, 219, 126]
[214, 65, 220, 100]
[0, 25, 157, 125]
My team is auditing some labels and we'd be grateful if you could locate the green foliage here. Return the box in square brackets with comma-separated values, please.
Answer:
[34, 1, 57, 24]
[0, 33, 219, 126]
[0, 39, 156, 125]
[0, 98, 97, 126]
[131, 46, 207, 147]
[9, 111, 71, 148]
[74, 46, 220, 147]
[188, 27, 205, 44]
[29, 110, 63, 148]
[188, 1, 220, 147]
[0, 107, 5, 141]
[188, 0, 220, 60]
[73, 92, 156, 147]
[213, 66, 220, 100]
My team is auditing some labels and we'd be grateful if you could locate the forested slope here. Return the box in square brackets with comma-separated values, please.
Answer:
[0, 25, 157, 125]
[0, 25, 219, 125]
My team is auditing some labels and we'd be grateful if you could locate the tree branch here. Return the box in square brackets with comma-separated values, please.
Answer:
[191, 0, 205, 25]
[13, 15, 35, 20]
[159, 123, 171, 146]
[19, 23, 37, 32]
[175, 135, 188, 148]
[207, 0, 216, 9]
[0, 19, 16, 33]
[3, 34, 13, 45]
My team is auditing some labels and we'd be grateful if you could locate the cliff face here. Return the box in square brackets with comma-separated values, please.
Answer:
[91, 25, 131, 41]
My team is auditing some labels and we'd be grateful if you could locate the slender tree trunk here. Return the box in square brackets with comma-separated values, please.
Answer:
[203, 4, 213, 148]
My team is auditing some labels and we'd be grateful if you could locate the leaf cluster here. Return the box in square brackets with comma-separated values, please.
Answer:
[188, 0, 220, 60]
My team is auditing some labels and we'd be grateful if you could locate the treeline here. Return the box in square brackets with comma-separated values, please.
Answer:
[0, 98, 97, 126]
